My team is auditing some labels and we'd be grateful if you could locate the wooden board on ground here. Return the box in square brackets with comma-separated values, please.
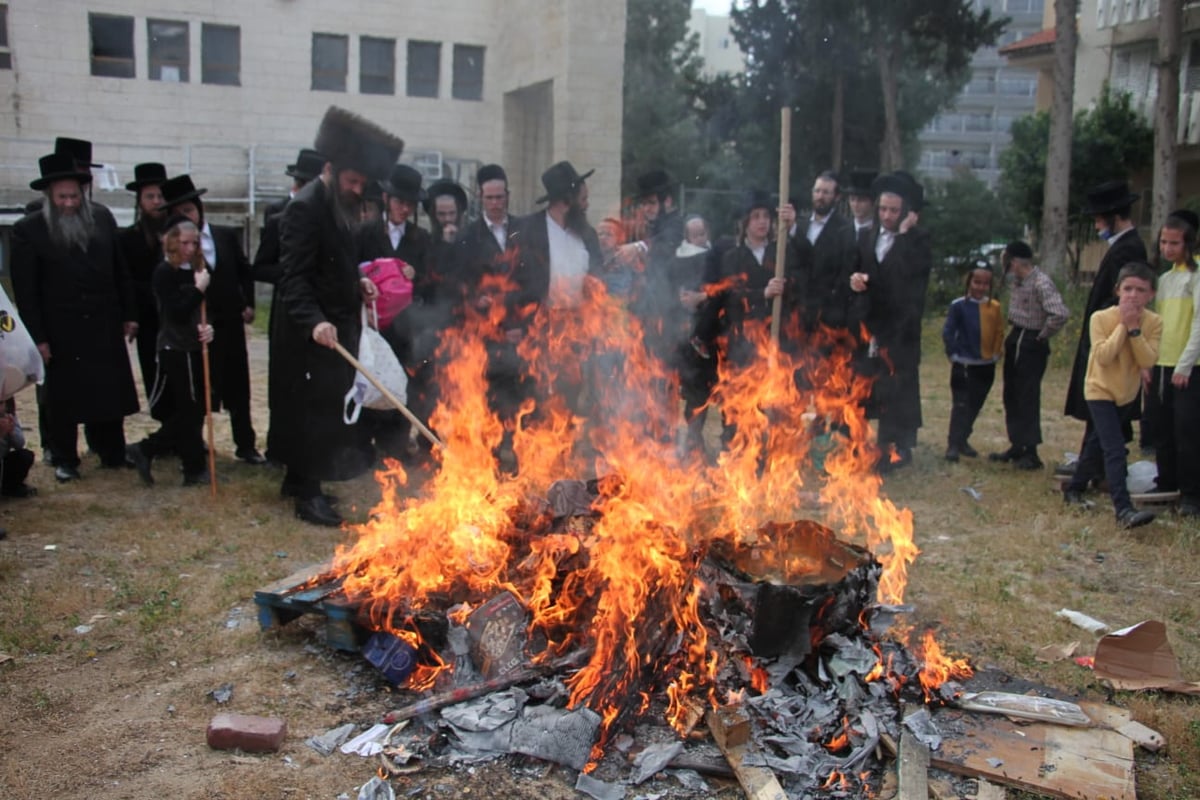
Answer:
[1082, 701, 1166, 752]
[931, 706, 1136, 800]
[1051, 476, 1180, 507]
[897, 730, 929, 800]
[254, 561, 367, 652]
[706, 708, 787, 800]
[929, 777, 1006, 800]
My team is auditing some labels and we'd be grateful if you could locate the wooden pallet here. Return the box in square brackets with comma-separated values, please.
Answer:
[254, 562, 369, 652]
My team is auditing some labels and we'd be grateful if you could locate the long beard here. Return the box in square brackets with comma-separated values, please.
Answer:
[139, 211, 167, 246]
[45, 198, 95, 252]
[326, 181, 363, 233]
[565, 202, 589, 235]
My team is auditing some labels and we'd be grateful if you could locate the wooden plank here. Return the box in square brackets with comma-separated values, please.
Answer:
[253, 562, 333, 599]
[896, 731, 929, 800]
[706, 708, 787, 800]
[931, 707, 1136, 800]
[974, 780, 1006, 800]
[1082, 701, 1166, 752]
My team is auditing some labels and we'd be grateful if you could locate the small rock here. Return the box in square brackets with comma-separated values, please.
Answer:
[206, 713, 287, 753]
[208, 683, 234, 704]
[73, 625, 93, 635]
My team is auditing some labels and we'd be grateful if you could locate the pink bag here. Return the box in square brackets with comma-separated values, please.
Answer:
[359, 258, 414, 329]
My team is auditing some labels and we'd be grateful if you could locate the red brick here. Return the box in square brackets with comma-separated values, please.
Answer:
[206, 713, 287, 753]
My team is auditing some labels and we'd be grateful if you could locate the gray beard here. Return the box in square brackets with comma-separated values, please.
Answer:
[45, 198, 95, 252]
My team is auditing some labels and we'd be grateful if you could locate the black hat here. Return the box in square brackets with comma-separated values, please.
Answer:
[846, 169, 878, 197]
[162, 212, 197, 233]
[891, 170, 925, 212]
[422, 180, 468, 217]
[55, 136, 103, 169]
[536, 161, 594, 204]
[125, 162, 169, 192]
[1168, 208, 1200, 232]
[742, 189, 775, 217]
[286, 148, 326, 182]
[1082, 180, 1139, 216]
[30, 152, 93, 191]
[313, 106, 404, 182]
[636, 169, 674, 199]
[1005, 240, 1034, 260]
[381, 164, 423, 204]
[160, 174, 208, 209]
[476, 163, 507, 186]
[871, 173, 911, 203]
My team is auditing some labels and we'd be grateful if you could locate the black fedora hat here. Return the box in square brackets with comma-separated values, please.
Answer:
[476, 163, 507, 186]
[286, 148, 326, 182]
[871, 172, 912, 203]
[741, 189, 776, 217]
[635, 169, 674, 199]
[845, 169, 878, 197]
[30, 152, 94, 191]
[381, 164, 423, 204]
[55, 136, 103, 169]
[536, 161, 594, 204]
[1168, 208, 1200, 232]
[422, 180, 468, 217]
[891, 170, 925, 212]
[1082, 180, 1139, 215]
[125, 162, 169, 192]
[160, 174, 208, 209]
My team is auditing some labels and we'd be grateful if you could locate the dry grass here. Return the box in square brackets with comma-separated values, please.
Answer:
[0, 323, 1197, 799]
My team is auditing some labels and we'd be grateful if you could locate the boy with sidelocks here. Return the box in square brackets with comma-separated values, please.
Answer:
[1063, 263, 1163, 529]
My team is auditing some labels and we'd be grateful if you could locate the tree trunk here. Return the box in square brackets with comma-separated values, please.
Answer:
[831, 69, 845, 172]
[1039, 0, 1078, 280]
[876, 38, 903, 171]
[1153, 0, 1182, 238]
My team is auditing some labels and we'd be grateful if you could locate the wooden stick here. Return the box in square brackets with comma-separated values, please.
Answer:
[706, 706, 787, 800]
[332, 341, 445, 450]
[199, 300, 217, 498]
[769, 106, 793, 346]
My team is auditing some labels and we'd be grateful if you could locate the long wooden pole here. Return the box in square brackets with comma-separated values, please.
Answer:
[199, 300, 217, 498]
[770, 107, 793, 346]
[332, 341, 445, 450]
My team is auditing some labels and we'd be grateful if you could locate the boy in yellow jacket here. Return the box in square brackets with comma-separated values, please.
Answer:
[1063, 263, 1163, 529]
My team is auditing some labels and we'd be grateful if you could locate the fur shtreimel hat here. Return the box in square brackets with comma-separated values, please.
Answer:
[313, 106, 404, 182]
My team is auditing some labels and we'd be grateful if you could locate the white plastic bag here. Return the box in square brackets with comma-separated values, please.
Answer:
[1126, 460, 1157, 494]
[343, 305, 408, 425]
[0, 284, 45, 402]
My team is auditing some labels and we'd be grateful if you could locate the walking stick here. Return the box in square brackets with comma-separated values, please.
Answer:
[770, 107, 793, 346]
[200, 300, 217, 498]
[332, 341, 446, 450]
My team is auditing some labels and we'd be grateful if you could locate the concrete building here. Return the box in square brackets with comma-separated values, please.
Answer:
[917, 0, 1045, 188]
[688, 8, 745, 77]
[0, 0, 627, 231]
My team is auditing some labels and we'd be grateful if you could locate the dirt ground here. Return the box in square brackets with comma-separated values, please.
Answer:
[1, 326, 1198, 800]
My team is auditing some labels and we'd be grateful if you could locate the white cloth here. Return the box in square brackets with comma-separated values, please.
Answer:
[489, 220, 507, 250]
[807, 213, 829, 245]
[200, 221, 217, 269]
[875, 229, 895, 263]
[1107, 226, 1135, 247]
[388, 221, 406, 251]
[749, 242, 767, 266]
[546, 214, 590, 309]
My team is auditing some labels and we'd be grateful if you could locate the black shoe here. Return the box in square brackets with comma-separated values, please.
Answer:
[295, 495, 343, 527]
[960, 442, 979, 458]
[1054, 462, 1076, 477]
[100, 454, 136, 469]
[127, 444, 154, 486]
[279, 483, 339, 506]
[988, 446, 1019, 462]
[1013, 452, 1044, 471]
[54, 465, 81, 483]
[1117, 507, 1155, 529]
[1177, 501, 1200, 518]
[878, 448, 913, 474]
[235, 448, 267, 465]
[1, 484, 37, 499]
[1063, 489, 1094, 509]
[944, 446, 960, 463]
[182, 470, 210, 487]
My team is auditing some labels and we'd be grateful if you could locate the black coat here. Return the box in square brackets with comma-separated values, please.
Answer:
[266, 179, 368, 480]
[253, 207, 286, 286]
[11, 205, 139, 424]
[117, 221, 162, 328]
[507, 210, 603, 327]
[793, 209, 857, 333]
[706, 237, 803, 365]
[446, 214, 522, 319]
[355, 219, 436, 303]
[853, 226, 933, 431]
[1064, 228, 1147, 420]
[204, 223, 254, 325]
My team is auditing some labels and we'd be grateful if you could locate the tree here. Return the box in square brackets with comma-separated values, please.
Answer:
[1153, 0, 1182, 237]
[999, 86, 1154, 277]
[1039, 0, 1079, 279]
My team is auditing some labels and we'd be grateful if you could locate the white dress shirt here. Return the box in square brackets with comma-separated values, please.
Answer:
[388, 221, 406, 251]
[489, 219, 507, 250]
[201, 221, 217, 269]
[807, 213, 829, 245]
[546, 214, 589, 309]
[875, 229, 895, 263]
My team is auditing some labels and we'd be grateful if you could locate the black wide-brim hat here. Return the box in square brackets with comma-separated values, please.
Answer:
[537, 161, 594, 204]
[871, 173, 912, 204]
[382, 164, 424, 204]
[636, 169, 675, 199]
[1168, 208, 1200, 232]
[891, 170, 925, 212]
[422, 180, 468, 217]
[845, 169, 878, 197]
[1082, 180, 1140, 215]
[314, 106, 404, 182]
[125, 162, 169, 191]
[30, 152, 93, 191]
[742, 189, 776, 217]
[286, 148, 326, 182]
[55, 136, 103, 169]
[160, 174, 209, 209]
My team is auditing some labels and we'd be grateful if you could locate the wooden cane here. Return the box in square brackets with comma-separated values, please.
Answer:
[770, 107, 793, 346]
[199, 300, 217, 498]
[332, 341, 446, 450]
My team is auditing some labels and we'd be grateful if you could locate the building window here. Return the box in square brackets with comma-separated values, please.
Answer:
[360, 36, 395, 95]
[1186, 39, 1200, 92]
[0, 4, 11, 70]
[965, 112, 993, 132]
[312, 33, 348, 92]
[407, 40, 440, 98]
[452, 44, 484, 101]
[90, 13, 135, 78]
[148, 19, 188, 82]
[202, 24, 240, 86]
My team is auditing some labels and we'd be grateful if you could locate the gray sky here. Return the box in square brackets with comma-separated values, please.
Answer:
[693, 0, 736, 15]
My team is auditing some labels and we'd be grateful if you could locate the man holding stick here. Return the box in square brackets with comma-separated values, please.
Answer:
[268, 107, 403, 527]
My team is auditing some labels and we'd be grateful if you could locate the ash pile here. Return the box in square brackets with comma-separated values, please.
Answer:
[331, 479, 944, 799]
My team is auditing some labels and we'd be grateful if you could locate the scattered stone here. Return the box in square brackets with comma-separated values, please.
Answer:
[206, 713, 287, 753]
[208, 683, 234, 704]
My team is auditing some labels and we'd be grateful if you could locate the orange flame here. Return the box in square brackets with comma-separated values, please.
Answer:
[917, 630, 974, 701]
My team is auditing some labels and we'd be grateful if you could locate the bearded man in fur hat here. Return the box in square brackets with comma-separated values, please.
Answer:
[268, 106, 403, 527]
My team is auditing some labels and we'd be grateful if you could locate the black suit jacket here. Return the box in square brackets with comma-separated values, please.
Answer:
[793, 209, 857, 332]
[355, 219, 437, 304]
[507, 210, 602, 327]
[205, 223, 254, 325]
[447, 214, 521, 311]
